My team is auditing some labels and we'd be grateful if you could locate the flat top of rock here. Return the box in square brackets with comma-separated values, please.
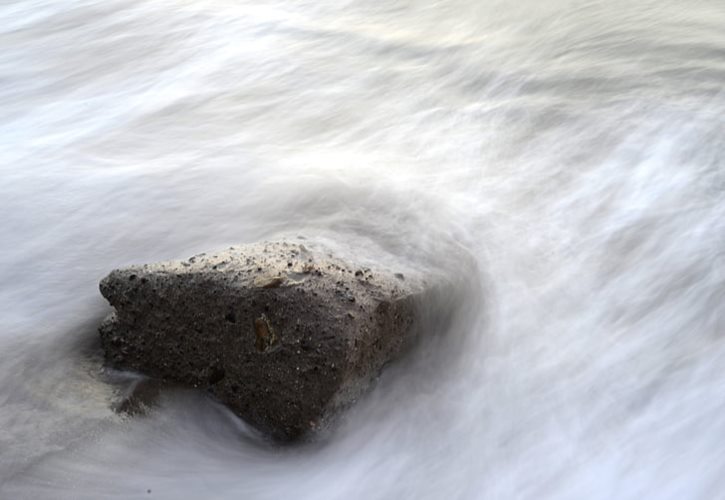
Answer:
[103, 240, 427, 305]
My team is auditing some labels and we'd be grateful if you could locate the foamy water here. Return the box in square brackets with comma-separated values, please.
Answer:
[2, 0, 725, 498]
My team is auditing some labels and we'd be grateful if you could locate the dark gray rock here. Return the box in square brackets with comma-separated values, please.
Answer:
[99, 240, 450, 441]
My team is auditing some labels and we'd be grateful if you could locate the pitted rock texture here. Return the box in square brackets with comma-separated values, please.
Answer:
[99, 240, 443, 441]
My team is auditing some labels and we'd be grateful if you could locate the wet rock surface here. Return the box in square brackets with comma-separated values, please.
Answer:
[99, 240, 449, 441]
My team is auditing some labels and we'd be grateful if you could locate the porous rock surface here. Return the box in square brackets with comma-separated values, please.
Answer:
[99, 240, 443, 441]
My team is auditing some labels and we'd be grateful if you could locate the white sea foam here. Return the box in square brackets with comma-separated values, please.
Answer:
[2, 0, 725, 498]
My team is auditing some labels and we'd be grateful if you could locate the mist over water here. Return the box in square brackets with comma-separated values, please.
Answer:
[2, 0, 725, 498]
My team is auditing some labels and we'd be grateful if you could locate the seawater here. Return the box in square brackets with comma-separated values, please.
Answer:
[1, 0, 725, 498]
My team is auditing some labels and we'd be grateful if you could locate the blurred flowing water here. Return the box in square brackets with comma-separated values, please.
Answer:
[2, 0, 725, 498]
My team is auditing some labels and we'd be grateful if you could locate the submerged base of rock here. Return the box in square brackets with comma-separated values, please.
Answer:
[99, 239, 449, 441]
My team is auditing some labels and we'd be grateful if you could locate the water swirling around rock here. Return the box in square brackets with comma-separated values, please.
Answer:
[1, 0, 724, 498]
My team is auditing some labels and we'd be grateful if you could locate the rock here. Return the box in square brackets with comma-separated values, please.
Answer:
[98, 240, 450, 441]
